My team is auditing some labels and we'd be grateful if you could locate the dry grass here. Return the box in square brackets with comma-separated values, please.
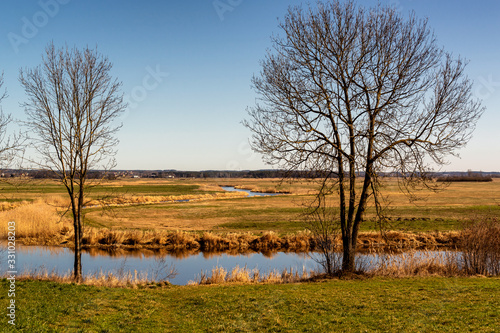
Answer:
[0, 200, 32, 212]
[460, 219, 500, 275]
[0, 201, 72, 241]
[1, 201, 462, 252]
[189, 247, 499, 286]
[85, 191, 248, 208]
[371, 250, 462, 277]
[359, 230, 462, 249]
[5, 178, 499, 236]
[190, 265, 311, 285]
[10, 267, 174, 288]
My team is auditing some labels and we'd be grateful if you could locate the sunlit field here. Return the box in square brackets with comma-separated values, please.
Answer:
[1, 177, 499, 237]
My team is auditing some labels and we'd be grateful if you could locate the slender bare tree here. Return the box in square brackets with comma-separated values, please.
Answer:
[244, 1, 484, 273]
[19, 43, 126, 281]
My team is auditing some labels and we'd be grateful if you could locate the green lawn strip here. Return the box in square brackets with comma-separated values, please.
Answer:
[0, 198, 34, 203]
[1, 182, 207, 198]
[1, 277, 498, 332]
[87, 184, 204, 196]
[217, 220, 305, 234]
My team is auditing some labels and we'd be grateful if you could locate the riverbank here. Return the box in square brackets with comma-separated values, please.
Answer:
[1, 277, 498, 332]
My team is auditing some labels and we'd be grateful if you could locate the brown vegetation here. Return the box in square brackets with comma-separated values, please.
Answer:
[85, 191, 248, 208]
[460, 219, 500, 275]
[190, 266, 310, 285]
[0, 199, 472, 253]
[11, 267, 175, 289]
[0, 201, 72, 241]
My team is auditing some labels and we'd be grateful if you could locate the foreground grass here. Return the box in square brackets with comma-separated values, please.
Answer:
[1, 277, 498, 332]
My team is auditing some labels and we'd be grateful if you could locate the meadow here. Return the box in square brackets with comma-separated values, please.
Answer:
[1, 277, 498, 332]
[0, 177, 499, 249]
[1, 177, 499, 331]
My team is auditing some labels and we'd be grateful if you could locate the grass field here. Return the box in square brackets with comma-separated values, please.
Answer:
[1, 179, 498, 332]
[1, 277, 498, 332]
[1, 177, 499, 237]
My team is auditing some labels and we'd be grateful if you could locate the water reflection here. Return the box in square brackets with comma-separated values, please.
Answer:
[0, 244, 318, 285]
[1, 243, 461, 285]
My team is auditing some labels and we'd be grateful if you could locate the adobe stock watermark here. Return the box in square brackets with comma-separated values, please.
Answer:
[226, 141, 257, 170]
[475, 75, 500, 100]
[121, 65, 169, 120]
[213, 0, 243, 21]
[6, 221, 16, 326]
[7, 0, 72, 54]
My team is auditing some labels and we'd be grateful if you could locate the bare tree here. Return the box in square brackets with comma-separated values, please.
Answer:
[19, 43, 126, 281]
[245, 1, 484, 273]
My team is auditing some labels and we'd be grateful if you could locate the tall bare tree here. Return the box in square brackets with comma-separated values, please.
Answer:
[245, 1, 484, 273]
[20, 43, 126, 281]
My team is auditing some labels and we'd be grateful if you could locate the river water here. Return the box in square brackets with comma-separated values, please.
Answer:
[0, 244, 318, 284]
[0, 188, 459, 284]
[220, 186, 281, 197]
[0, 244, 456, 285]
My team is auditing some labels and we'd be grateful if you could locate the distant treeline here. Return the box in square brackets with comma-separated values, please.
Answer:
[145, 170, 328, 179]
[1, 169, 316, 179]
[2, 169, 499, 180]
[436, 175, 493, 182]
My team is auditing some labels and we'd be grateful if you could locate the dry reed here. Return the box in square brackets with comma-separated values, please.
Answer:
[460, 219, 500, 275]
[0, 201, 72, 241]
[191, 265, 311, 285]
[10, 267, 172, 288]
[371, 250, 462, 277]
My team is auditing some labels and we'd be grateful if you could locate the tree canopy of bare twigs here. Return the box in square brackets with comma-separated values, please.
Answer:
[244, 1, 484, 272]
[19, 43, 126, 281]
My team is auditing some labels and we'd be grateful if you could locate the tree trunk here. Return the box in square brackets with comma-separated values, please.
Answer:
[341, 235, 356, 272]
[73, 207, 83, 282]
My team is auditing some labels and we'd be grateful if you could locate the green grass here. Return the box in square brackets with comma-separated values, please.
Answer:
[1, 277, 499, 332]
[0, 181, 207, 197]
[0, 198, 34, 203]
[218, 220, 306, 234]
[88, 184, 205, 196]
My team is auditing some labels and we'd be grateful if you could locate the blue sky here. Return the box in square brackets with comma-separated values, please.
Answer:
[0, 0, 499, 171]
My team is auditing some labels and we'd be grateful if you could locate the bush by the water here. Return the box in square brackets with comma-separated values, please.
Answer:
[460, 219, 500, 275]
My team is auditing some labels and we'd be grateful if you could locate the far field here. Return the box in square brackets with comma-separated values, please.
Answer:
[1, 177, 499, 235]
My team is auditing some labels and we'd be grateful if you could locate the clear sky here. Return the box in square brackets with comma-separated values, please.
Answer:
[0, 0, 499, 171]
